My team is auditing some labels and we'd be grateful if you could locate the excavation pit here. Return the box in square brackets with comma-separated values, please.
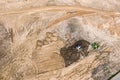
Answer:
[60, 39, 90, 67]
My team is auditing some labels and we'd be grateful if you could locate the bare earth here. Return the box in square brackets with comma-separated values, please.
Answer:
[0, 0, 120, 80]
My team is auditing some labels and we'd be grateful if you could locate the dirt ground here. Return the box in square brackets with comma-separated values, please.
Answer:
[0, 0, 120, 80]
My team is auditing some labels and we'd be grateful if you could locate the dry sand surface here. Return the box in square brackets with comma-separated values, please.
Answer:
[0, 0, 120, 80]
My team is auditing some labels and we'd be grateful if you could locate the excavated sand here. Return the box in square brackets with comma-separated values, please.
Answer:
[0, 0, 120, 80]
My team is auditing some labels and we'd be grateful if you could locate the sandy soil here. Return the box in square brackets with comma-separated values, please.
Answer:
[0, 0, 120, 80]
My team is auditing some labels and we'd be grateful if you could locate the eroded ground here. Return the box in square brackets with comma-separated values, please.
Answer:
[0, 0, 120, 80]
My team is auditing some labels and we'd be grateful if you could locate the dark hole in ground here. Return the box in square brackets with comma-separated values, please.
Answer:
[60, 39, 90, 67]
